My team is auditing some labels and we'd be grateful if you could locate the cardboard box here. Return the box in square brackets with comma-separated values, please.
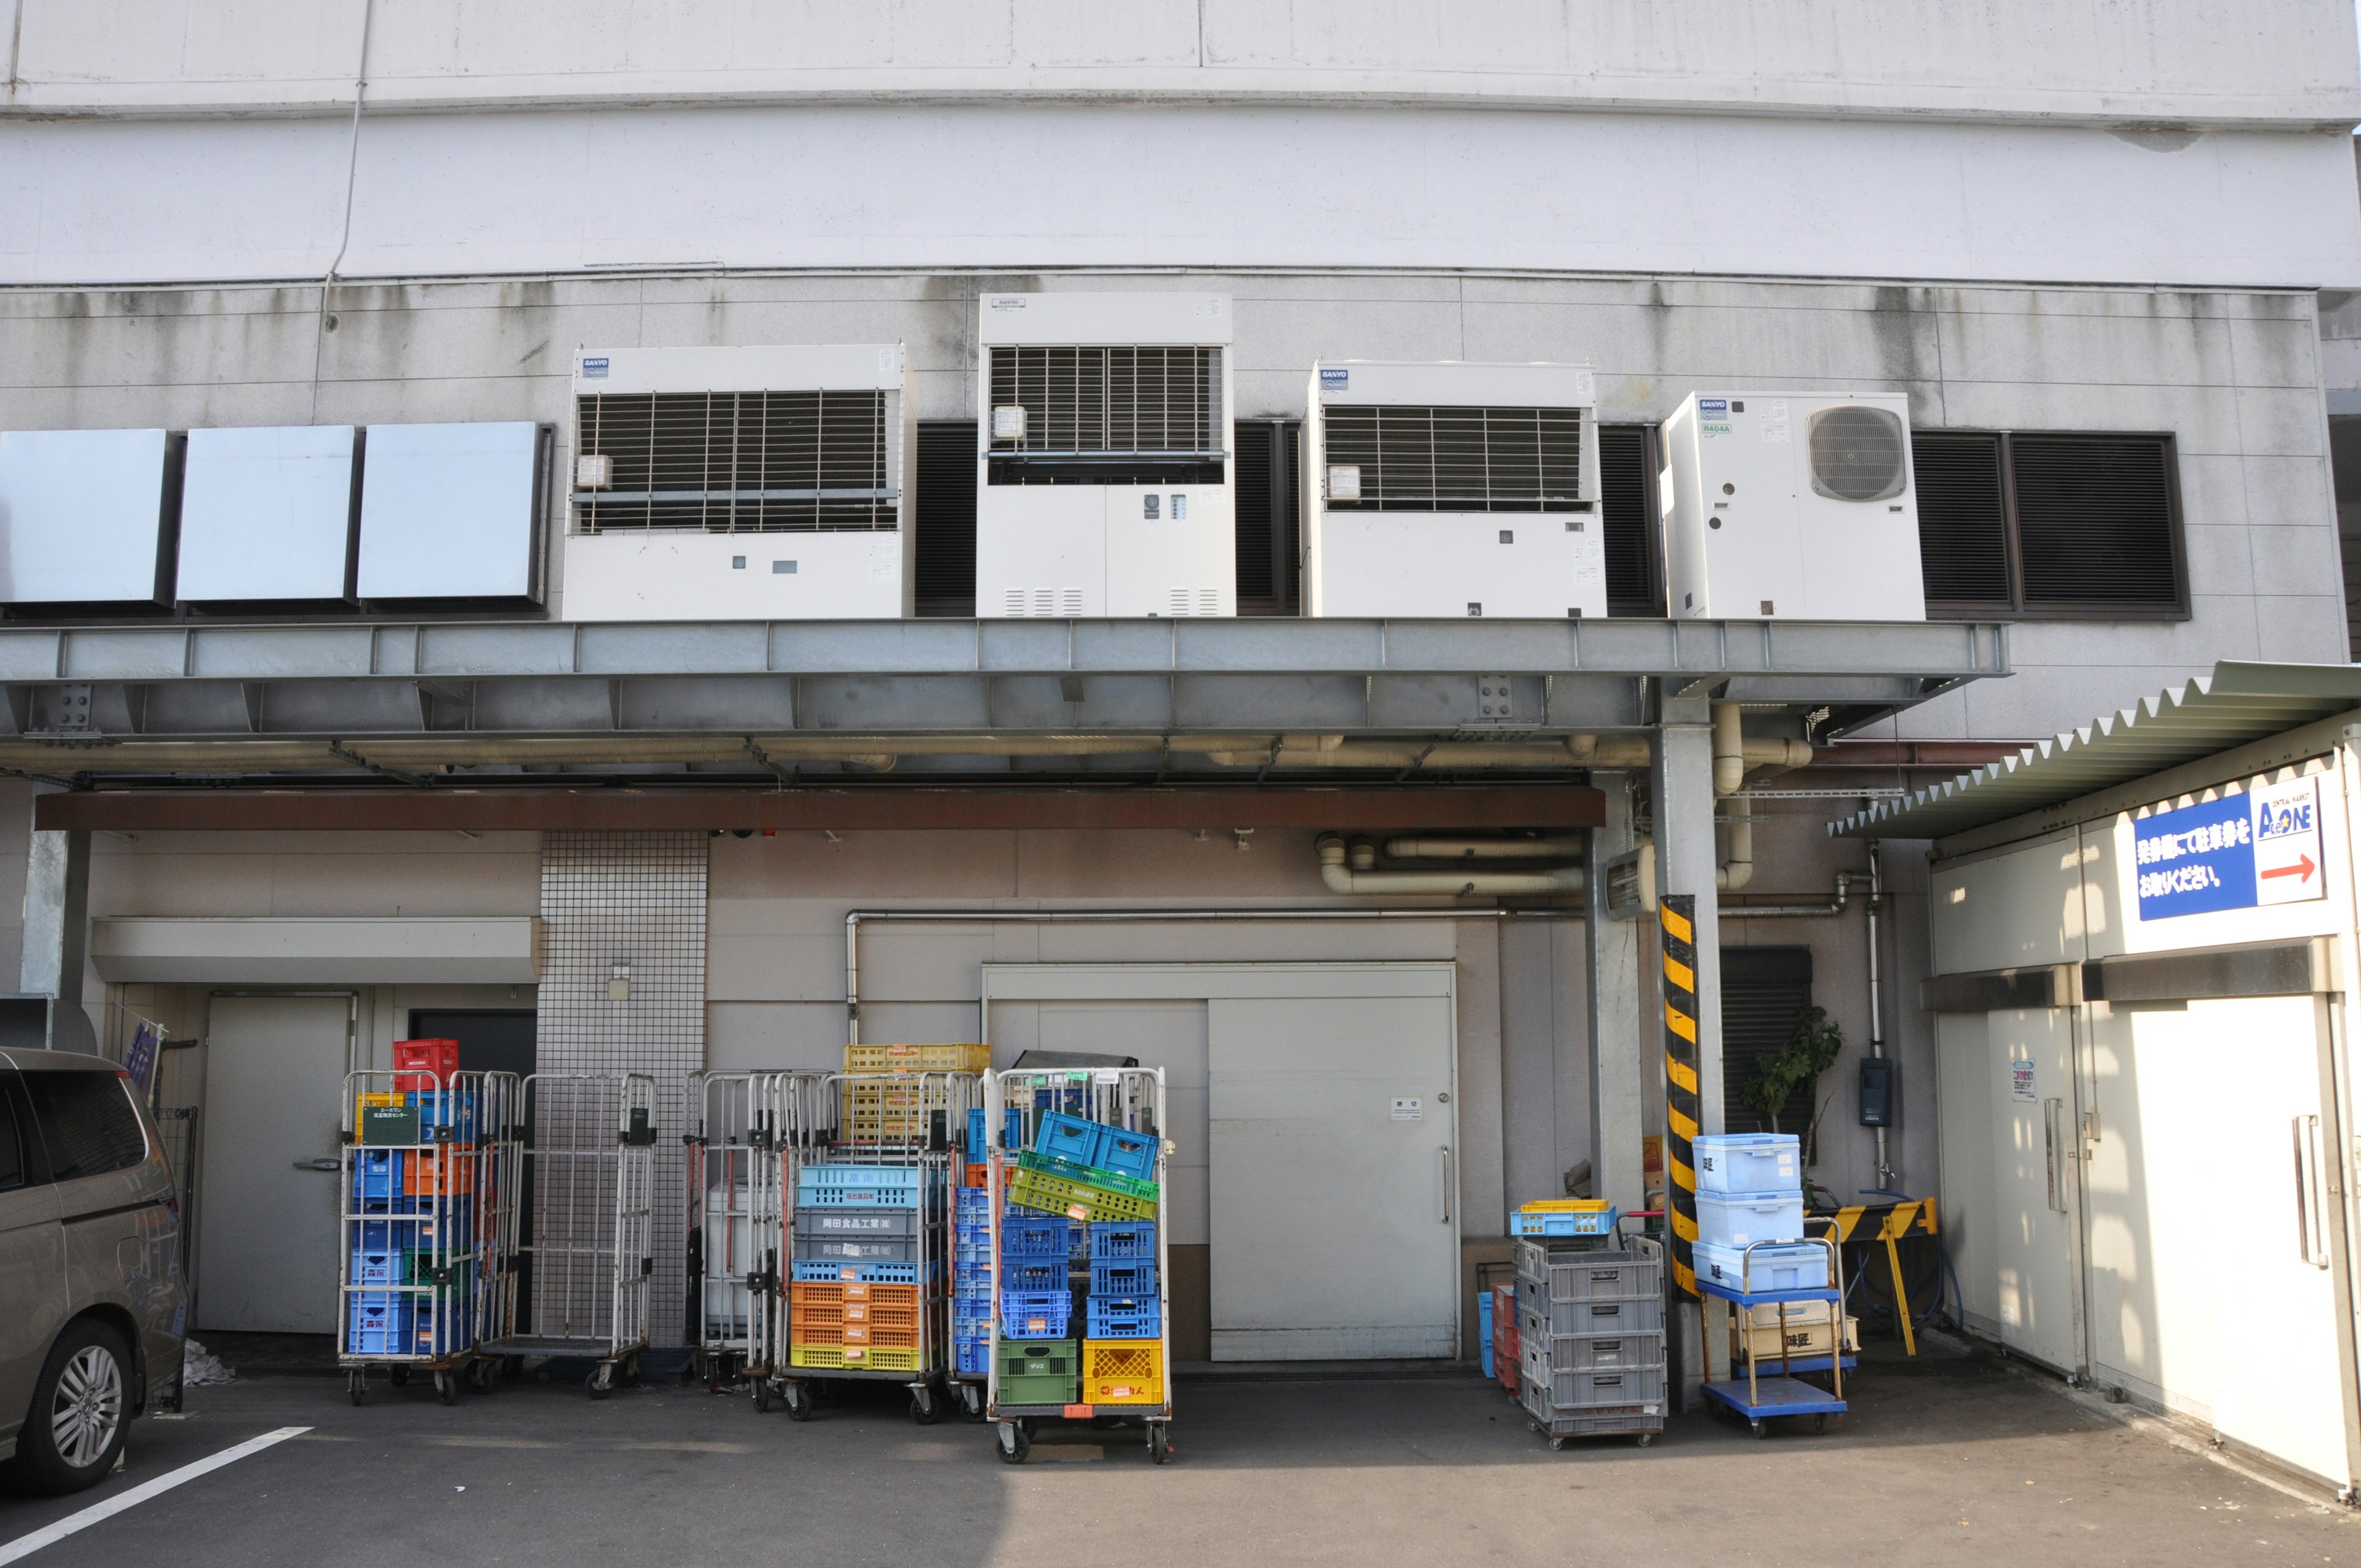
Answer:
[1731, 1304, 1859, 1362]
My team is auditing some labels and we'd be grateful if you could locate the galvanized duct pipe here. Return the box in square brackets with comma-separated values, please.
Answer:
[1316, 834, 1584, 897]
[1380, 836, 1586, 860]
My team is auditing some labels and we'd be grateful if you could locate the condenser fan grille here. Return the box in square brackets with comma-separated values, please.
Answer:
[1806, 406, 1907, 503]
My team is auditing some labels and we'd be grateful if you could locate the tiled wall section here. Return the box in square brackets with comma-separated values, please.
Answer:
[537, 831, 708, 1347]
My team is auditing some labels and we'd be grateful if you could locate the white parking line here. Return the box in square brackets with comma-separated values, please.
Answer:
[0, 1426, 311, 1565]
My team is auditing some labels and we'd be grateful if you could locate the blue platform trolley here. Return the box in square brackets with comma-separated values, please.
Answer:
[1695, 1230, 1849, 1437]
[338, 1067, 523, 1407]
[983, 1066, 1174, 1466]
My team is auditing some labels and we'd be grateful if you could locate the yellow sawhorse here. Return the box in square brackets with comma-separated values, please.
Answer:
[1826, 1198, 1938, 1356]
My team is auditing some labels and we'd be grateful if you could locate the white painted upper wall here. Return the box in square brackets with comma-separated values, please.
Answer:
[9, 0, 2359, 128]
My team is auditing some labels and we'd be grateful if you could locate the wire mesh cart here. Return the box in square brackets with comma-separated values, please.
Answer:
[984, 1066, 1174, 1465]
[1697, 1233, 1849, 1437]
[772, 1068, 978, 1424]
[480, 1072, 658, 1399]
[339, 1067, 521, 1406]
[689, 1071, 786, 1396]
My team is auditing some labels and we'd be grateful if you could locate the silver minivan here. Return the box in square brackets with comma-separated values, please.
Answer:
[0, 1048, 185, 1494]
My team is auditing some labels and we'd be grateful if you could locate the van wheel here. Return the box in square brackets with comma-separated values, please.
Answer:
[12, 1321, 130, 1494]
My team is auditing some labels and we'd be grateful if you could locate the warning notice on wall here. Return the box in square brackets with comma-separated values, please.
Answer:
[2010, 1058, 2036, 1102]
[1391, 1098, 1422, 1122]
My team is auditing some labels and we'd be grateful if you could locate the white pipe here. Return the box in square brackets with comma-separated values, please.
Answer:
[1316, 834, 1584, 897]
[1709, 703, 1813, 796]
[1381, 836, 1586, 860]
[1868, 841, 1893, 1186]
[1715, 799, 1754, 891]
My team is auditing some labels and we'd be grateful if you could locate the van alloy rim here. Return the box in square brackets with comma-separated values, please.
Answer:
[52, 1346, 124, 1468]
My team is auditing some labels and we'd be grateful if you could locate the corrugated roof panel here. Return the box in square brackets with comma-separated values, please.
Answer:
[1827, 661, 2361, 842]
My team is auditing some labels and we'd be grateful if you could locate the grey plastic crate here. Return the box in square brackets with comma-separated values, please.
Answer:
[1517, 1345, 1667, 1411]
[1521, 1376, 1666, 1441]
[793, 1235, 923, 1262]
[1518, 1238, 1663, 1303]
[793, 1206, 922, 1239]
[1521, 1291, 1665, 1337]
[1541, 1329, 1664, 1373]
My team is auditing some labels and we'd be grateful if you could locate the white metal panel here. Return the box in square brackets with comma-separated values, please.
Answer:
[978, 293, 1231, 346]
[0, 427, 171, 604]
[357, 421, 540, 599]
[1934, 1012, 2003, 1336]
[1207, 993, 1457, 1360]
[1986, 1007, 2082, 1373]
[176, 424, 356, 600]
[1313, 361, 1597, 408]
[571, 343, 907, 396]
[1103, 485, 1235, 619]
[1929, 829, 2090, 975]
[1660, 390, 1924, 622]
[90, 916, 541, 985]
[196, 995, 349, 1333]
[1308, 513, 1603, 619]
[561, 529, 906, 620]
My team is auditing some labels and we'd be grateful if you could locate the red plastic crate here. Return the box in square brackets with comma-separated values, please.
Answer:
[394, 1037, 461, 1091]
[1493, 1283, 1520, 1394]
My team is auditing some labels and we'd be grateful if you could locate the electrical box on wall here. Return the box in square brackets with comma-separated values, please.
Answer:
[1303, 360, 1603, 619]
[1859, 1057, 1897, 1127]
[562, 343, 915, 622]
[1658, 391, 1926, 622]
[975, 293, 1235, 618]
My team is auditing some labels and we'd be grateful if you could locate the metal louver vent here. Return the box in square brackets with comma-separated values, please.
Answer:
[1322, 406, 1591, 513]
[1720, 946, 1816, 1135]
[1806, 406, 1907, 503]
[2013, 435, 2180, 606]
[913, 420, 977, 613]
[987, 346, 1224, 486]
[1598, 424, 1660, 616]
[1912, 432, 2011, 605]
[574, 390, 895, 533]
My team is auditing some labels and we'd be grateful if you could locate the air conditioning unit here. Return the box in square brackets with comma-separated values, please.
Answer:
[975, 293, 1234, 618]
[1658, 392, 1926, 622]
[561, 344, 914, 621]
[1304, 361, 1603, 619]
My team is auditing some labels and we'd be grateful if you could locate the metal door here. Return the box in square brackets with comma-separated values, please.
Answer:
[1986, 1007, 2084, 1374]
[1206, 993, 1457, 1360]
[197, 996, 349, 1332]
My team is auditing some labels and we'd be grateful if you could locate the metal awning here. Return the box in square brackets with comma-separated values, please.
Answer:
[1829, 661, 2361, 844]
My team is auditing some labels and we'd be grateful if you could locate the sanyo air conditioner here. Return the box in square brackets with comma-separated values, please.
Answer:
[1658, 392, 1926, 622]
[562, 344, 914, 621]
[1304, 360, 1604, 619]
[976, 293, 1234, 618]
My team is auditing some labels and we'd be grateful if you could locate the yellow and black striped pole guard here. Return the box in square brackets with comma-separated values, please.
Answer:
[1661, 892, 1701, 1299]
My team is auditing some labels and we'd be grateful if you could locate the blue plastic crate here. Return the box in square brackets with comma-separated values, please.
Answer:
[789, 1259, 938, 1285]
[1510, 1205, 1619, 1239]
[1096, 1127, 1158, 1181]
[1479, 1290, 1496, 1379]
[967, 1106, 987, 1162]
[955, 1339, 992, 1376]
[1089, 1221, 1155, 1261]
[346, 1293, 412, 1355]
[955, 1184, 991, 1215]
[352, 1248, 405, 1286]
[1085, 1296, 1160, 1339]
[352, 1149, 403, 1203]
[406, 1090, 478, 1142]
[955, 1221, 993, 1248]
[1000, 1214, 1072, 1259]
[1034, 1112, 1102, 1165]
[414, 1299, 473, 1356]
[1000, 1291, 1074, 1339]
[354, 1217, 419, 1253]
[797, 1165, 925, 1208]
[1090, 1260, 1157, 1296]
[1000, 1258, 1066, 1292]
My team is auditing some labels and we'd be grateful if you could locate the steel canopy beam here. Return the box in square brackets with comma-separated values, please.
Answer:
[35, 784, 1607, 834]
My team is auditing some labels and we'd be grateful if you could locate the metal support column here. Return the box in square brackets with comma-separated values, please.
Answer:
[1651, 691, 1724, 1406]
[20, 786, 93, 1053]
[1584, 770, 1647, 1216]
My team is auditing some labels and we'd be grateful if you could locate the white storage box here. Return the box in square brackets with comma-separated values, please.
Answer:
[1695, 1188, 1804, 1248]
[1692, 1133, 1799, 1194]
[1695, 1239, 1830, 1294]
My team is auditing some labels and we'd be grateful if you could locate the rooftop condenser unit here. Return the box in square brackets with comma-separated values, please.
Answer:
[976, 293, 1235, 618]
[563, 344, 914, 621]
[1304, 360, 1604, 619]
[1658, 392, 1926, 622]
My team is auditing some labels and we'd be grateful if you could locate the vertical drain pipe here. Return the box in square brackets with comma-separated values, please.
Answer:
[1867, 841, 1893, 1186]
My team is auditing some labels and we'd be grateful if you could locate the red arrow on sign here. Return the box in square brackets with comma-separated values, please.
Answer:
[2262, 854, 2317, 884]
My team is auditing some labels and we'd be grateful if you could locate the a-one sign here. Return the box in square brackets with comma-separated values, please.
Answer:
[2133, 775, 2327, 920]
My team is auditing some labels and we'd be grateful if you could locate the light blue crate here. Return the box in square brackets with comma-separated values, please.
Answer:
[1692, 1133, 1800, 1195]
[788, 1259, 939, 1285]
[1695, 1189, 1804, 1249]
[797, 1165, 925, 1208]
[1511, 1205, 1618, 1238]
[1694, 1238, 1830, 1294]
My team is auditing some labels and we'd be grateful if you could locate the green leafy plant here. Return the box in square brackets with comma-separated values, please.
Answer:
[1736, 1005, 1845, 1163]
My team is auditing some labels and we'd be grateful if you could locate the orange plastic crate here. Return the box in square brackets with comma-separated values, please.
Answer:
[844, 1042, 991, 1074]
[402, 1147, 477, 1197]
[844, 1298, 919, 1334]
[842, 1319, 921, 1350]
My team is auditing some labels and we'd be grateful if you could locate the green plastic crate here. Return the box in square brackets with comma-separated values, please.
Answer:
[997, 1371, 1080, 1406]
[1017, 1150, 1160, 1202]
[997, 1336, 1079, 1378]
[1008, 1168, 1156, 1224]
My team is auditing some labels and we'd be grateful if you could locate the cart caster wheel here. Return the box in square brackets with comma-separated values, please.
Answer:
[1549, 1436, 1568, 1452]
[503, 1356, 525, 1383]
[783, 1384, 813, 1422]
[623, 1356, 641, 1386]
[910, 1387, 941, 1426]
[1814, 1414, 1828, 1435]
[588, 1364, 615, 1401]
[348, 1372, 366, 1407]
[435, 1371, 457, 1406]
[960, 1384, 984, 1420]
[1636, 1433, 1655, 1449]
[1751, 1420, 1768, 1439]
[465, 1360, 496, 1395]
[754, 1380, 772, 1414]
[1527, 1419, 1541, 1434]
[997, 1422, 1031, 1465]
[390, 1368, 411, 1388]
[1149, 1424, 1173, 1465]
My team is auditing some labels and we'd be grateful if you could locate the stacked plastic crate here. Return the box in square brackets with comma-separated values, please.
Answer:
[347, 1038, 483, 1359]
[788, 1163, 930, 1374]
[954, 1178, 993, 1377]
[1009, 1112, 1166, 1410]
[1512, 1199, 1667, 1447]
[1688, 1132, 1843, 1353]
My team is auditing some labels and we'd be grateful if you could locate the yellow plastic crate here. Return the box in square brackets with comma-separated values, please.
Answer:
[790, 1343, 923, 1372]
[1081, 1340, 1165, 1406]
[1519, 1198, 1612, 1214]
[355, 1090, 405, 1122]
[844, 1043, 990, 1074]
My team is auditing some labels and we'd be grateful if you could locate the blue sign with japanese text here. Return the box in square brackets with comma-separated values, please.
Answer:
[2133, 792, 2255, 919]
